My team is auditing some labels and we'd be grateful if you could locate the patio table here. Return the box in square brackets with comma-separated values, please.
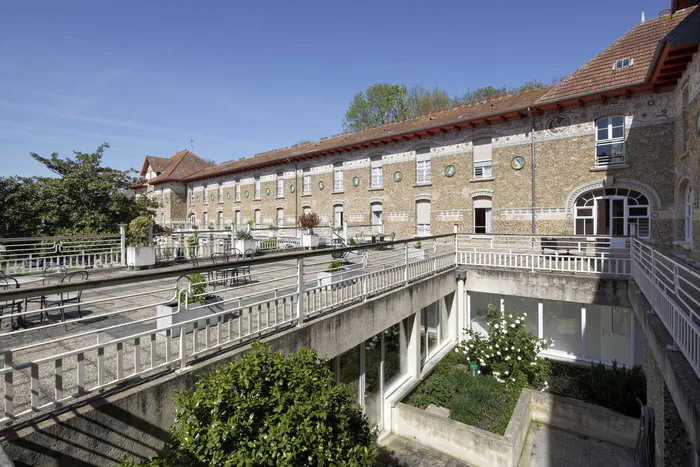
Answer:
[11, 275, 44, 329]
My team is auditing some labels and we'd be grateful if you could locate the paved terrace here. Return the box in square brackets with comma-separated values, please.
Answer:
[0, 236, 456, 423]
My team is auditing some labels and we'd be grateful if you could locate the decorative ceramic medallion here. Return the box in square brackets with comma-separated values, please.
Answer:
[265, 188, 270, 196]
[394, 171, 403, 182]
[244, 190, 249, 198]
[352, 177, 360, 187]
[444, 165, 456, 177]
[290, 184, 295, 193]
[318, 181, 325, 190]
[226, 193, 231, 200]
[511, 156, 526, 170]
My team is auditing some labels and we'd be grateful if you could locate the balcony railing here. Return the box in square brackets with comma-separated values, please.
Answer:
[594, 152, 626, 168]
[456, 234, 630, 275]
[631, 238, 700, 379]
[0, 235, 455, 423]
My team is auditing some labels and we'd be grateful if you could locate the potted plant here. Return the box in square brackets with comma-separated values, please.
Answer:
[299, 212, 320, 249]
[235, 230, 256, 254]
[347, 237, 361, 256]
[408, 240, 426, 261]
[126, 216, 156, 269]
[156, 273, 224, 338]
[208, 221, 215, 230]
[317, 260, 345, 289]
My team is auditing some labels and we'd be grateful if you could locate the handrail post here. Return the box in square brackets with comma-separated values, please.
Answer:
[296, 257, 305, 325]
[4, 351, 13, 419]
[404, 242, 409, 285]
[119, 224, 126, 266]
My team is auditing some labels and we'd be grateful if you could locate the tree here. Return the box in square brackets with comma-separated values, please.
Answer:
[343, 83, 410, 132]
[126, 342, 376, 466]
[459, 85, 509, 106]
[0, 143, 157, 238]
[407, 85, 455, 117]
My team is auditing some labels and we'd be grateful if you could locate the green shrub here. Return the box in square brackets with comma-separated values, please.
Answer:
[581, 361, 646, 417]
[186, 234, 198, 255]
[124, 342, 376, 466]
[348, 238, 358, 246]
[458, 305, 552, 390]
[328, 260, 344, 272]
[179, 273, 208, 306]
[126, 216, 154, 247]
[235, 230, 253, 240]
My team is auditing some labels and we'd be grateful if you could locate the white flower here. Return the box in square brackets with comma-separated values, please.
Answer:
[497, 351, 501, 355]
[489, 346, 493, 350]
[505, 356, 511, 361]
[530, 362, 536, 366]
[510, 324, 516, 328]
[517, 356, 521, 361]
[515, 319, 520, 324]
[512, 378, 516, 382]
[511, 346, 515, 350]
[509, 314, 513, 318]
[494, 324, 499, 329]
[504, 370, 509, 375]
[477, 370, 481, 374]
[523, 313, 527, 317]
[493, 372, 500, 376]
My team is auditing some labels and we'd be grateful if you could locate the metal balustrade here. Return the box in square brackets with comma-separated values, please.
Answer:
[631, 238, 700, 379]
[0, 234, 124, 274]
[0, 235, 455, 423]
[456, 234, 631, 275]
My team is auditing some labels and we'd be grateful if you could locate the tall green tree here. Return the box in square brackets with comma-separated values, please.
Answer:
[459, 85, 509, 106]
[343, 83, 411, 132]
[408, 85, 455, 117]
[0, 143, 156, 238]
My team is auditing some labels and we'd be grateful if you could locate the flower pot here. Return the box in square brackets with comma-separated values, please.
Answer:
[235, 239, 256, 254]
[126, 246, 156, 269]
[302, 233, 319, 249]
[156, 296, 224, 338]
[317, 270, 346, 289]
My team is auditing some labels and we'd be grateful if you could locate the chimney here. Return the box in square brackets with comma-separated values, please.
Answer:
[641, 11, 646, 22]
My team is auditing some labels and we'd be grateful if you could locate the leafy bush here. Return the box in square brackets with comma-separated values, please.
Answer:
[126, 216, 154, 247]
[186, 234, 198, 255]
[125, 342, 376, 466]
[458, 305, 552, 390]
[235, 230, 253, 240]
[179, 273, 209, 306]
[298, 212, 321, 232]
[581, 361, 646, 417]
[348, 238, 358, 246]
[328, 260, 344, 272]
[414, 241, 422, 249]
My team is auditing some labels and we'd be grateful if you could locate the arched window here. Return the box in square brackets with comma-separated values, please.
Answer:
[574, 188, 649, 238]
[333, 204, 344, 228]
[595, 116, 625, 167]
[254, 209, 261, 228]
[685, 184, 694, 244]
[277, 208, 285, 228]
[188, 213, 196, 228]
[416, 200, 431, 236]
[370, 202, 383, 234]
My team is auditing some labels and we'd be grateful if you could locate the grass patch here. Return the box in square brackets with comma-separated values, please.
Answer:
[405, 351, 519, 434]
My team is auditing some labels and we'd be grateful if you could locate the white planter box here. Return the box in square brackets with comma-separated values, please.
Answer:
[234, 239, 257, 254]
[317, 270, 346, 289]
[156, 296, 224, 338]
[126, 246, 156, 268]
[302, 234, 319, 249]
[408, 248, 426, 261]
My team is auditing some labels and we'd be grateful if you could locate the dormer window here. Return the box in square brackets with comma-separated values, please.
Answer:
[612, 58, 634, 70]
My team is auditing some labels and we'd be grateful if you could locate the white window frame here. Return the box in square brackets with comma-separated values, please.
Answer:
[416, 160, 431, 185]
[595, 116, 626, 167]
[188, 188, 193, 206]
[277, 174, 284, 197]
[254, 178, 261, 200]
[473, 162, 492, 179]
[416, 200, 431, 237]
[303, 170, 311, 195]
[334, 166, 344, 192]
[235, 182, 241, 201]
[612, 57, 634, 70]
[277, 208, 285, 228]
[204, 186, 209, 205]
[370, 157, 383, 189]
[218, 183, 224, 203]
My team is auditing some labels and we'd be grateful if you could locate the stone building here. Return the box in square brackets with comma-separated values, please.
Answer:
[135, 5, 698, 256]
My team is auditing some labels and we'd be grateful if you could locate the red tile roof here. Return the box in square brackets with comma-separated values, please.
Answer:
[140, 156, 170, 176]
[148, 150, 213, 184]
[537, 7, 695, 103]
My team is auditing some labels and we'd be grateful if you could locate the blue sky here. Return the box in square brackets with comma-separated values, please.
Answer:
[0, 0, 668, 177]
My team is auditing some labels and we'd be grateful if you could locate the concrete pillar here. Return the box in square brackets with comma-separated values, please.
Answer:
[456, 278, 465, 341]
[407, 312, 421, 379]
[449, 290, 460, 342]
[467, 291, 471, 331]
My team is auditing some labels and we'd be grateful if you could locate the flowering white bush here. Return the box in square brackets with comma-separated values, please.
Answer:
[458, 305, 553, 389]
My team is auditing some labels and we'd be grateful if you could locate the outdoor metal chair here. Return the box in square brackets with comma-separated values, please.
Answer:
[41, 271, 88, 323]
[356, 233, 366, 244]
[210, 253, 228, 289]
[225, 249, 243, 286]
[237, 249, 254, 284]
[386, 232, 396, 249]
[27, 265, 67, 309]
[0, 277, 22, 330]
[190, 252, 199, 267]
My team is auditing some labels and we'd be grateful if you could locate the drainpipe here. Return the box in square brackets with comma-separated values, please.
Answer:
[286, 158, 298, 233]
[527, 107, 537, 234]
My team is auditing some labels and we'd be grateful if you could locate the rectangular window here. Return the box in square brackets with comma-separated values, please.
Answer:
[595, 116, 625, 167]
[473, 138, 493, 179]
[204, 187, 209, 205]
[416, 150, 431, 184]
[189, 189, 194, 205]
[160, 190, 165, 207]
[218, 183, 223, 203]
[235, 182, 241, 201]
[277, 174, 284, 197]
[277, 208, 284, 227]
[303, 170, 311, 195]
[371, 158, 383, 188]
[416, 200, 431, 237]
[254, 178, 261, 199]
[334, 167, 344, 192]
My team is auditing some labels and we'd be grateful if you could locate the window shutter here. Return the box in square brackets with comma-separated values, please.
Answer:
[473, 138, 492, 162]
[416, 201, 431, 224]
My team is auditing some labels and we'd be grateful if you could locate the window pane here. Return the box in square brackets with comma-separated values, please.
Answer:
[611, 116, 624, 127]
[597, 128, 608, 140]
[577, 208, 593, 217]
[383, 322, 408, 389]
[596, 117, 608, 129]
[628, 207, 648, 216]
[612, 126, 624, 139]
[543, 300, 582, 356]
[339, 346, 361, 404]
[364, 336, 382, 427]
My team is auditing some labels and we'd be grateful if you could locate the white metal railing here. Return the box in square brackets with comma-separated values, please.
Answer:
[0, 235, 456, 423]
[0, 233, 124, 274]
[456, 234, 630, 275]
[631, 238, 700, 378]
[594, 151, 626, 168]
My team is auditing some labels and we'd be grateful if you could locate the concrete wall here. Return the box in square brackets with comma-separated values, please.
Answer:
[628, 280, 700, 465]
[391, 388, 638, 467]
[0, 270, 456, 467]
[464, 268, 631, 307]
